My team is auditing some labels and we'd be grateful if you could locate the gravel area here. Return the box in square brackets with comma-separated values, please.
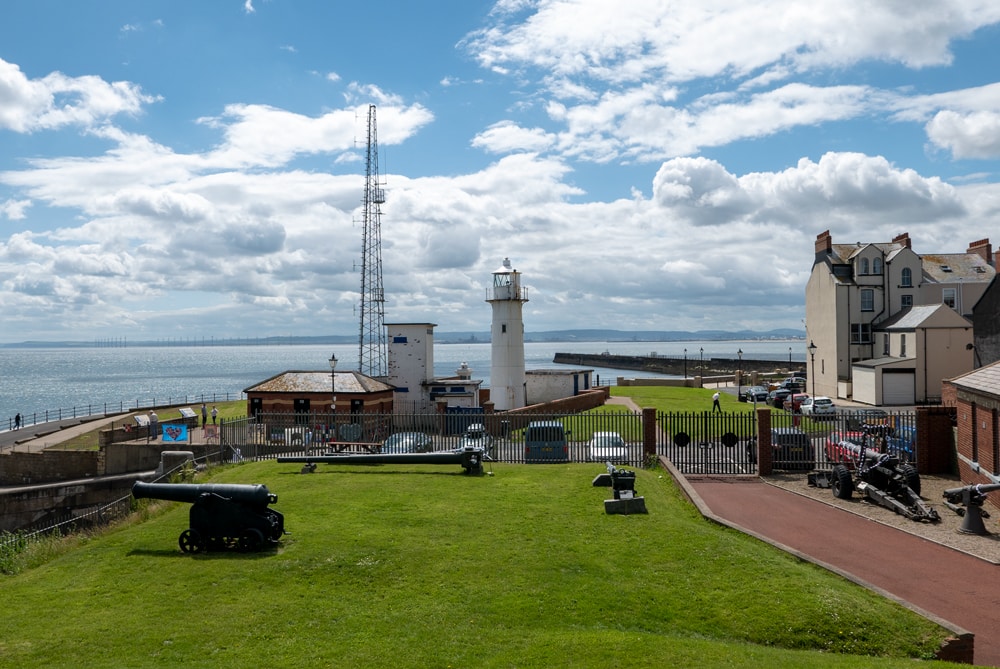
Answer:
[764, 471, 1000, 564]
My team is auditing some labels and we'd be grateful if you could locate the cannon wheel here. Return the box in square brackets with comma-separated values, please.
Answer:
[239, 528, 265, 552]
[899, 464, 921, 496]
[831, 464, 854, 500]
[179, 529, 205, 554]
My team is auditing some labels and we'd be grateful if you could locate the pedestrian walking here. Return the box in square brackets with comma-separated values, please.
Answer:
[201, 403, 208, 428]
[14, 413, 21, 430]
[211, 406, 218, 424]
[149, 410, 159, 440]
[712, 391, 722, 413]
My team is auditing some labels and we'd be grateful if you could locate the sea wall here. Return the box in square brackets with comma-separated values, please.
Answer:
[553, 352, 806, 377]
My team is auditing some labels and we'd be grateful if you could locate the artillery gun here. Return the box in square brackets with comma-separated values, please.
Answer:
[829, 438, 939, 523]
[592, 462, 647, 515]
[277, 445, 488, 476]
[131, 481, 286, 554]
[942, 482, 1000, 535]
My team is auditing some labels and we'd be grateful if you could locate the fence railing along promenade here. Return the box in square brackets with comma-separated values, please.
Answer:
[216, 408, 920, 474]
[4, 392, 244, 432]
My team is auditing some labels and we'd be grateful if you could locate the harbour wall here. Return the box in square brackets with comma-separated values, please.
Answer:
[553, 352, 807, 378]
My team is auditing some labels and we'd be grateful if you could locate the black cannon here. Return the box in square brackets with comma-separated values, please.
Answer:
[131, 481, 286, 554]
[592, 462, 647, 515]
[277, 446, 487, 476]
[942, 482, 1000, 535]
[829, 440, 939, 523]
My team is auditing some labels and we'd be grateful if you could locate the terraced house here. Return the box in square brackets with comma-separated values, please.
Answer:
[805, 231, 994, 405]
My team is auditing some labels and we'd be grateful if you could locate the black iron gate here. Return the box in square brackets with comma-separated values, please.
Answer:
[657, 411, 757, 475]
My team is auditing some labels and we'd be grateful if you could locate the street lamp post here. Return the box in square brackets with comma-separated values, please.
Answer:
[737, 348, 743, 399]
[788, 346, 792, 369]
[683, 348, 687, 379]
[700, 347, 704, 377]
[329, 353, 338, 443]
[807, 341, 817, 397]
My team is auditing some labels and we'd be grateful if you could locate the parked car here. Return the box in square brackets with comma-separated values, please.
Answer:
[747, 427, 814, 470]
[588, 431, 629, 463]
[801, 396, 835, 417]
[781, 376, 807, 392]
[768, 388, 792, 409]
[783, 393, 810, 413]
[824, 430, 866, 467]
[524, 421, 570, 463]
[743, 385, 769, 403]
[458, 423, 493, 455]
[886, 425, 916, 462]
[381, 431, 433, 454]
[845, 409, 889, 431]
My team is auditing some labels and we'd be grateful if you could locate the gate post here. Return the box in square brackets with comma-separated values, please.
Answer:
[756, 407, 772, 475]
[642, 407, 657, 461]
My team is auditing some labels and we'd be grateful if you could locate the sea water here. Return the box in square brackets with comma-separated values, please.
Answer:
[0, 340, 805, 421]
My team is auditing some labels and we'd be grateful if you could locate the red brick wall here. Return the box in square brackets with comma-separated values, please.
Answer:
[915, 406, 957, 475]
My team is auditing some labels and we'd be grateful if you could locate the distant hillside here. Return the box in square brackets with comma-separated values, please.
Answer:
[0, 329, 804, 348]
[436, 328, 805, 344]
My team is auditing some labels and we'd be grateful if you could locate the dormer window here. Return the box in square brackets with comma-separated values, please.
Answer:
[901, 267, 912, 287]
[859, 258, 869, 275]
[872, 257, 883, 274]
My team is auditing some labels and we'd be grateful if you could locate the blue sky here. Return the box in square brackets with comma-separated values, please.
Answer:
[3, 1, 1000, 343]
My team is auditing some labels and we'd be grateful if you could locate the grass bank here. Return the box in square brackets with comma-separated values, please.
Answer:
[0, 460, 957, 668]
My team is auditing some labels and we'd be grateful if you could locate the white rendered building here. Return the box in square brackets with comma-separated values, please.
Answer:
[386, 322, 481, 412]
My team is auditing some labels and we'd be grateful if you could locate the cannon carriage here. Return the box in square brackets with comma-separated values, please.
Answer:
[131, 481, 286, 554]
[828, 434, 939, 523]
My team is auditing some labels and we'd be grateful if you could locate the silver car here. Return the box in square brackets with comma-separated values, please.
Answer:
[381, 432, 433, 454]
[588, 431, 629, 463]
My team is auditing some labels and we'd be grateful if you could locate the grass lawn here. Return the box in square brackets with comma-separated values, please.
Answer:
[0, 460, 958, 668]
[609, 385, 834, 435]
[611, 385, 753, 413]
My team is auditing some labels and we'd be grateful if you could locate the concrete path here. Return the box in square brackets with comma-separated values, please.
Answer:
[684, 476, 997, 667]
[0, 414, 124, 454]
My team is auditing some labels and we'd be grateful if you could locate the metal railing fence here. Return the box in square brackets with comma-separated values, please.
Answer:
[221, 410, 648, 466]
[5, 392, 243, 432]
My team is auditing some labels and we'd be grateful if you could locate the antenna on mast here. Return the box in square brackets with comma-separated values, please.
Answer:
[358, 104, 387, 378]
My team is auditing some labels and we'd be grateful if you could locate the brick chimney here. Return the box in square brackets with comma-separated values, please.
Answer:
[891, 232, 911, 249]
[815, 230, 832, 255]
[967, 238, 993, 266]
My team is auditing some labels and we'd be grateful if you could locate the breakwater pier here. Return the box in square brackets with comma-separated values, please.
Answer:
[553, 352, 807, 378]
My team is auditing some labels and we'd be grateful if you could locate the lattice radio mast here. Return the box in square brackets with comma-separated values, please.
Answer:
[358, 104, 387, 378]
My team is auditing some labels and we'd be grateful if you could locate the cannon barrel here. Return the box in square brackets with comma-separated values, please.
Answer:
[131, 481, 278, 507]
[277, 447, 485, 474]
[943, 482, 1000, 500]
[838, 440, 884, 462]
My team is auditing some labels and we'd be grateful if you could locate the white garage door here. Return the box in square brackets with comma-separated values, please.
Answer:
[882, 372, 915, 405]
[852, 367, 876, 405]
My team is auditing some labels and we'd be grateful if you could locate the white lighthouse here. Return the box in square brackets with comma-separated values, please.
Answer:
[487, 257, 528, 410]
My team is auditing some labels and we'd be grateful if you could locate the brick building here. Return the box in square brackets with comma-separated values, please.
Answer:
[943, 361, 1000, 493]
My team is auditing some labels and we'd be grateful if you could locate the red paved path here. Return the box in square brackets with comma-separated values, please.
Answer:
[686, 477, 1000, 667]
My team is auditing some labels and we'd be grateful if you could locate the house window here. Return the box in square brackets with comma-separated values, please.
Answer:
[901, 267, 912, 287]
[850, 323, 872, 344]
[882, 333, 890, 356]
[859, 258, 869, 275]
[943, 288, 956, 309]
[901, 294, 912, 308]
[901, 334, 906, 356]
[873, 257, 883, 274]
[860, 288, 874, 312]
